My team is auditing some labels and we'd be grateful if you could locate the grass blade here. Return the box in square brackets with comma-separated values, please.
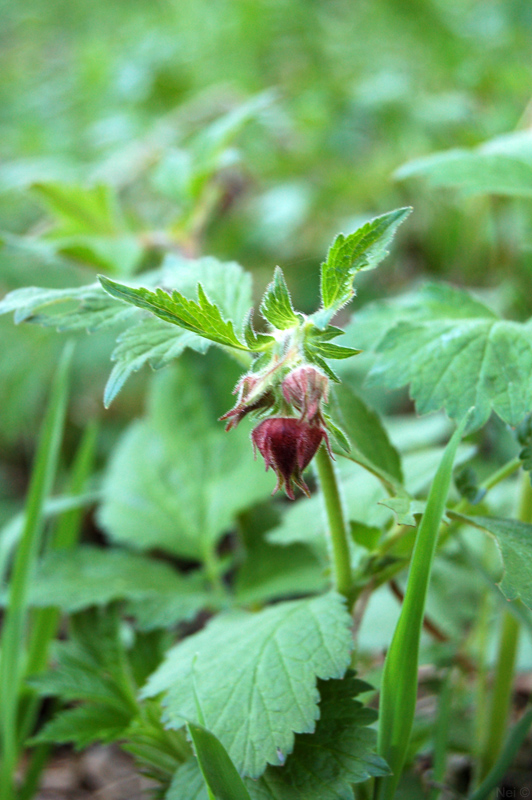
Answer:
[0, 342, 73, 800]
[374, 412, 470, 800]
[187, 722, 252, 800]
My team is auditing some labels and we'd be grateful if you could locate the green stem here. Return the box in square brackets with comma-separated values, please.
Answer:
[314, 444, 352, 599]
[478, 611, 520, 782]
[477, 472, 530, 784]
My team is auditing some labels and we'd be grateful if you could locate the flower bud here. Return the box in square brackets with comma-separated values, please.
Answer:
[282, 365, 328, 423]
[251, 417, 328, 499]
[220, 374, 275, 431]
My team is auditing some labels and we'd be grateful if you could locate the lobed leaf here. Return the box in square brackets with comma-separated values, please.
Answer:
[247, 674, 389, 799]
[169, 674, 389, 800]
[141, 592, 353, 778]
[365, 283, 532, 433]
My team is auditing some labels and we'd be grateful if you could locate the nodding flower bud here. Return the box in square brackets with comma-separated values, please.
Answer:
[282, 365, 328, 424]
[220, 374, 275, 431]
[251, 417, 329, 500]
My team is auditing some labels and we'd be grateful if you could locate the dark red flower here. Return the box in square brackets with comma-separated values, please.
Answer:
[251, 417, 329, 499]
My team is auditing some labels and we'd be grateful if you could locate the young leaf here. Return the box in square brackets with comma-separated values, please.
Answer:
[141, 592, 353, 778]
[450, 513, 532, 610]
[187, 723, 252, 800]
[259, 267, 302, 330]
[32, 182, 119, 235]
[316, 207, 411, 325]
[99, 276, 250, 350]
[367, 283, 532, 433]
[247, 674, 389, 799]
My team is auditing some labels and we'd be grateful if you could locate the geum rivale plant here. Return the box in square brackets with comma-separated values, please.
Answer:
[4, 202, 532, 799]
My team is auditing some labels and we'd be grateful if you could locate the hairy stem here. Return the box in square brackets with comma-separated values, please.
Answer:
[314, 444, 352, 599]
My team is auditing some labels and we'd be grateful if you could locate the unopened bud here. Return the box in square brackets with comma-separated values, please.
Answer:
[282, 365, 328, 423]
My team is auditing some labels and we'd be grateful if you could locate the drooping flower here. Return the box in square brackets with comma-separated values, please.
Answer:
[282, 365, 328, 424]
[251, 417, 329, 499]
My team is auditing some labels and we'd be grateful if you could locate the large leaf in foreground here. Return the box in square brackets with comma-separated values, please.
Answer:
[451, 514, 532, 609]
[142, 593, 353, 778]
[248, 673, 389, 798]
[169, 674, 388, 800]
[366, 283, 532, 432]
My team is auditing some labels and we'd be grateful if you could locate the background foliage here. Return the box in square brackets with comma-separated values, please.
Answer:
[2, 0, 532, 798]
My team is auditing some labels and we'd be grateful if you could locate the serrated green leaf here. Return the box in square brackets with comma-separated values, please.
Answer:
[104, 317, 209, 407]
[100, 275, 250, 350]
[187, 723, 253, 800]
[368, 287, 532, 433]
[30, 704, 132, 750]
[169, 675, 388, 800]
[259, 267, 302, 330]
[28, 545, 209, 617]
[141, 593, 353, 778]
[395, 130, 532, 197]
[317, 207, 411, 324]
[0, 255, 255, 405]
[450, 514, 532, 609]
[342, 281, 495, 352]
[247, 674, 389, 799]
[99, 357, 273, 559]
